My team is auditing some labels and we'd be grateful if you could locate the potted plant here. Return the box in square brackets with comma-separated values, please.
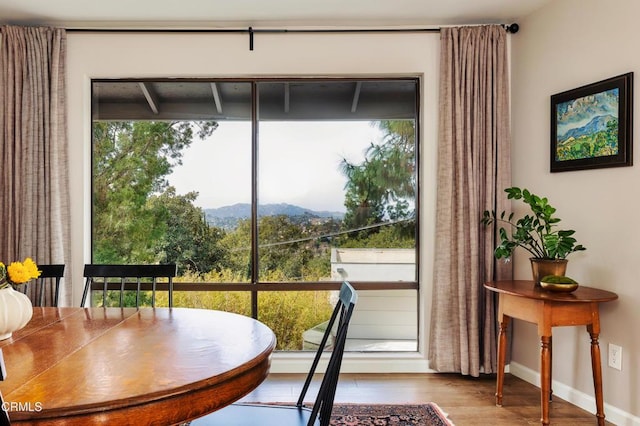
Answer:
[482, 187, 586, 284]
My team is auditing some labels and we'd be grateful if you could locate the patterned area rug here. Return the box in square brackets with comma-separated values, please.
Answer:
[330, 403, 454, 426]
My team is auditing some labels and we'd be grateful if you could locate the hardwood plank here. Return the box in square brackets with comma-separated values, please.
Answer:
[241, 373, 613, 425]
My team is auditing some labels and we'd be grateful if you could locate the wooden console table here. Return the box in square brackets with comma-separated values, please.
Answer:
[484, 280, 618, 426]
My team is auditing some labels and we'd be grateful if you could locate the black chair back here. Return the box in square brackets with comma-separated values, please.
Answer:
[188, 281, 358, 426]
[26, 264, 65, 307]
[297, 281, 357, 426]
[81, 264, 177, 308]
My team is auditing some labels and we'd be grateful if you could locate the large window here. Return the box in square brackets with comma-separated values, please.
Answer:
[91, 78, 419, 352]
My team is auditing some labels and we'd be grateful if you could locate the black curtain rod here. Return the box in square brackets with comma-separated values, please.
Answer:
[67, 23, 519, 51]
[65, 23, 518, 33]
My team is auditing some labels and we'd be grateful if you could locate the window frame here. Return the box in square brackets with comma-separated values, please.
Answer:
[90, 76, 421, 318]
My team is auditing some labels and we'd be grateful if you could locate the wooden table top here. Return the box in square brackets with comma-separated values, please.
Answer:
[484, 280, 618, 303]
[0, 307, 276, 425]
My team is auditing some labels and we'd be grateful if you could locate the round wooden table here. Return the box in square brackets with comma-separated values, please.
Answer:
[0, 307, 276, 425]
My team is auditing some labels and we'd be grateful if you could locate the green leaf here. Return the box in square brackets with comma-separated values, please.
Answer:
[483, 187, 586, 260]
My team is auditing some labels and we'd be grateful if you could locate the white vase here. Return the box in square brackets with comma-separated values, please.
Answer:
[0, 286, 33, 340]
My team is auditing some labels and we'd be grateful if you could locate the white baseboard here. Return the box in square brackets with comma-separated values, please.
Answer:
[509, 362, 640, 426]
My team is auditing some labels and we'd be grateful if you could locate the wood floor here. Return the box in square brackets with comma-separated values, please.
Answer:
[240, 373, 612, 425]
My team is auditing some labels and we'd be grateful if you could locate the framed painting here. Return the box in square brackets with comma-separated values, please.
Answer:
[550, 72, 633, 172]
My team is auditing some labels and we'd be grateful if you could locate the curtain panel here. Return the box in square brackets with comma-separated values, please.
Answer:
[429, 25, 512, 376]
[0, 26, 70, 306]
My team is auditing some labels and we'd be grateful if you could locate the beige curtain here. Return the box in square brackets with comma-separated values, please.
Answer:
[428, 25, 512, 376]
[0, 25, 70, 306]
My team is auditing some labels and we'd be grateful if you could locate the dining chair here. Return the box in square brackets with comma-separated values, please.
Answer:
[0, 349, 10, 426]
[81, 264, 177, 308]
[0, 393, 9, 425]
[20, 264, 64, 307]
[189, 281, 358, 426]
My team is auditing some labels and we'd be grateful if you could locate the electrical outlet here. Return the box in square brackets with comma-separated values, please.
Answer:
[608, 343, 622, 370]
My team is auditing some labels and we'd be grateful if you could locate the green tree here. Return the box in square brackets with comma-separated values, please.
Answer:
[258, 215, 311, 280]
[219, 218, 252, 280]
[339, 224, 414, 249]
[218, 214, 335, 282]
[148, 188, 227, 275]
[339, 120, 416, 241]
[92, 121, 217, 264]
[340, 120, 415, 227]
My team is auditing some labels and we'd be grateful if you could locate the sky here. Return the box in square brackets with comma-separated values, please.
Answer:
[168, 121, 383, 212]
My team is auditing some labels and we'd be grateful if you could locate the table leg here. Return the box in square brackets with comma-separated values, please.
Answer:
[588, 324, 606, 426]
[540, 335, 551, 426]
[496, 316, 510, 406]
[549, 336, 553, 402]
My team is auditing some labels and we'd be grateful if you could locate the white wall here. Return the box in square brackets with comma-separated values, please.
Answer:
[65, 31, 439, 372]
[512, 0, 640, 422]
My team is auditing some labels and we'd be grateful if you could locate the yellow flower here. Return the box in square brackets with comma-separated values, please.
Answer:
[7, 262, 31, 284]
[23, 257, 41, 280]
[4, 258, 41, 285]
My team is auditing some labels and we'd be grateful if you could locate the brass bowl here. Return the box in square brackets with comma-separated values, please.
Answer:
[539, 281, 579, 293]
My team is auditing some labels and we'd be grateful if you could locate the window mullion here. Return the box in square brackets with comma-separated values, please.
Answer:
[250, 80, 259, 319]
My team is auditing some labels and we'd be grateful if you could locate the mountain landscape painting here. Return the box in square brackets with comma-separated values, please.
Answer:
[554, 87, 619, 162]
[551, 73, 633, 172]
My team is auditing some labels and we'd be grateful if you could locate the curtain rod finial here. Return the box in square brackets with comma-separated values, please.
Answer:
[505, 23, 519, 34]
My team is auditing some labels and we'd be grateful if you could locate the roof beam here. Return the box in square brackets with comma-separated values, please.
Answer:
[210, 83, 223, 113]
[284, 83, 290, 113]
[351, 82, 362, 113]
[138, 82, 160, 115]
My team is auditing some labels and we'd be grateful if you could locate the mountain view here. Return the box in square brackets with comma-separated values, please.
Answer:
[558, 114, 616, 142]
[204, 203, 344, 229]
[556, 88, 618, 143]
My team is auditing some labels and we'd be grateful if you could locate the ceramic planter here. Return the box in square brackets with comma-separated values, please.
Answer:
[0, 286, 33, 340]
